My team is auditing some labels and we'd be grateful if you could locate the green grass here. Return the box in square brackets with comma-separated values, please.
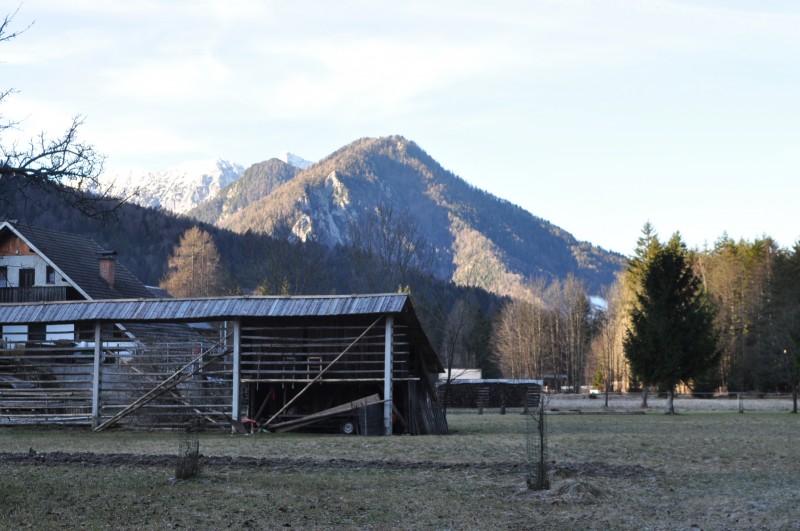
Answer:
[2, 412, 799, 530]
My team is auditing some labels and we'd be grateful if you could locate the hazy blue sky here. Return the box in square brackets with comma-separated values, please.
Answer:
[4, 1, 799, 255]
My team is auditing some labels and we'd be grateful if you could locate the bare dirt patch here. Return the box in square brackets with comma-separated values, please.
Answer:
[0, 450, 657, 480]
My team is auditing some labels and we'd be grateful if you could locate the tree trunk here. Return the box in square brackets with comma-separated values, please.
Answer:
[792, 384, 798, 414]
[640, 387, 649, 408]
[604, 378, 609, 408]
[665, 387, 675, 414]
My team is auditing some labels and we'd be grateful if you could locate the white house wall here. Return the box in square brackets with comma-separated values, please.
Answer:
[0, 254, 68, 287]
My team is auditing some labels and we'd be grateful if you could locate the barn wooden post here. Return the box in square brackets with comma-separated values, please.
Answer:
[384, 315, 394, 435]
[91, 322, 101, 429]
[231, 319, 241, 433]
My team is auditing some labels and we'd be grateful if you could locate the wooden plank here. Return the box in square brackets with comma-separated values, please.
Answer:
[267, 394, 383, 433]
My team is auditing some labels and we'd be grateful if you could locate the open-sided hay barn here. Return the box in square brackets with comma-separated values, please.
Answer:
[0, 294, 447, 435]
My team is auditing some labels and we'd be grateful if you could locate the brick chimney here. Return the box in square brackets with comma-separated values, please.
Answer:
[97, 251, 117, 287]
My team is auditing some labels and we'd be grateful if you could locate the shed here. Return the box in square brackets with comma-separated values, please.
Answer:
[0, 294, 447, 435]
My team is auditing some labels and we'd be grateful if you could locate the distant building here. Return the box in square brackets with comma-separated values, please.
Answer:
[439, 368, 483, 381]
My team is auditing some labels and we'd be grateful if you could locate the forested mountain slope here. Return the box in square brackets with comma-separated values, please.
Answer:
[188, 158, 299, 225]
[213, 136, 623, 295]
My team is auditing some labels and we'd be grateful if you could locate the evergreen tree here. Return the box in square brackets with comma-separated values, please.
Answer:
[624, 222, 662, 404]
[624, 234, 720, 413]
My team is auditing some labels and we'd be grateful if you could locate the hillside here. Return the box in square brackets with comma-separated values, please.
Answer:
[0, 176, 504, 377]
[212, 136, 624, 295]
[188, 158, 299, 224]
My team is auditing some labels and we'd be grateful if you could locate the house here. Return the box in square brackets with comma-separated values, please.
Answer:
[0, 221, 156, 344]
[0, 221, 154, 301]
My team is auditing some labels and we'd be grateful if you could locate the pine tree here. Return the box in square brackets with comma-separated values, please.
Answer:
[623, 234, 720, 413]
[624, 222, 662, 404]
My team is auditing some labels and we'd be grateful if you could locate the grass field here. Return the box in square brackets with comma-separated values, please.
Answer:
[2, 408, 799, 530]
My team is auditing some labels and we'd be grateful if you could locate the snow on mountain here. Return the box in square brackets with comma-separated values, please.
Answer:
[100, 159, 244, 214]
[277, 151, 314, 170]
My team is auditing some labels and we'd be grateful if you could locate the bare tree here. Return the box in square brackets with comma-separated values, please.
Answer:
[589, 276, 628, 406]
[1, 10, 125, 220]
[347, 203, 434, 292]
[493, 277, 592, 393]
[493, 279, 551, 381]
[245, 219, 329, 296]
[560, 275, 590, 393]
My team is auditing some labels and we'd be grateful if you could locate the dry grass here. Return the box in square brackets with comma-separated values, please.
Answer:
[1, 406, 799, 530]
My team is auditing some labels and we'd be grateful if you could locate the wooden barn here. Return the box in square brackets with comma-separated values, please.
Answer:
[0, 294, 447, 435]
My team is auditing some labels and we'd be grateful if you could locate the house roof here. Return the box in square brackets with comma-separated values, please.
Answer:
[0, 222, 154, 300]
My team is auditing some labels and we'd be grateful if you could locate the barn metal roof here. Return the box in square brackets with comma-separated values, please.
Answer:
[0, 294, 410, 324]
[0, 293, 444, 373]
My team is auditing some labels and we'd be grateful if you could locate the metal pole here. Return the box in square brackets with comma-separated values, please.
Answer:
[384, 315, 393, 436]
[91, 322, 101, 429]
[232, 319, 241, 433]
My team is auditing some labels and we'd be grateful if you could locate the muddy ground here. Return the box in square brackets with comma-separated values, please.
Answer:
[0, 450, 654, 481]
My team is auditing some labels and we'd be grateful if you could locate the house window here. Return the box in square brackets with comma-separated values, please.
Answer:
[19, 268, 35, 287]
[0, 266, 7, 287]
[46, 266, 56, 284]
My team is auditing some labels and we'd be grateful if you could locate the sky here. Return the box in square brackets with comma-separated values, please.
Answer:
[3, 0, 799, 256]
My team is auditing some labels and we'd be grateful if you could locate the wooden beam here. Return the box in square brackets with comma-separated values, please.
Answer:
[263, 316, 383, 427]
[267, 394, 383, 433]
[91, 322, 101, 429]
[93, 336, 230, 432]
[232, 319, 241, 434]
[384, 315, 393, 436]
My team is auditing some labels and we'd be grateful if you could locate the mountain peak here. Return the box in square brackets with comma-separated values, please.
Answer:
[214, 135, 624, 295]
[99, 158, 244, 214]
[276, 151, 314, 170]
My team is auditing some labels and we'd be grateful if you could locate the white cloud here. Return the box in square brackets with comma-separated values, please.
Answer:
[5, 0, 800, 252]
[88, 124, 200, 167]
[0, 95, 80, 146]
[256, 38, 494, 119]
[102, 56, 231, 103]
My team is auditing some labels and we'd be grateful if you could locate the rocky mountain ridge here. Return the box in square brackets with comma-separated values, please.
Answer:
[98, 152, 313, 215]
[98, 158, 244, 214]
[197, 136, 625, 296]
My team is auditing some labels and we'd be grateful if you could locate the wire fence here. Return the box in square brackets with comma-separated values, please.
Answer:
[446, 392, 797, 413]
[547, 392, 798, 413]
